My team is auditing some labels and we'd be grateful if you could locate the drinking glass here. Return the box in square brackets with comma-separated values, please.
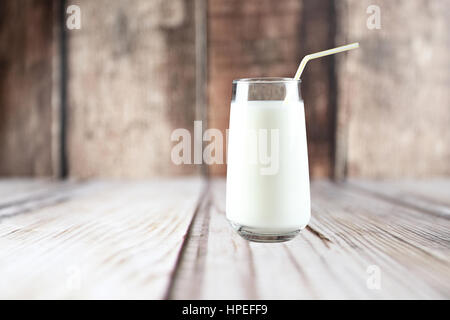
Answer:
[226, 78, 310, 242]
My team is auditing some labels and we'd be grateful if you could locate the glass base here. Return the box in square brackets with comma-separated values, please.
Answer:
[228, 220, 301, 243]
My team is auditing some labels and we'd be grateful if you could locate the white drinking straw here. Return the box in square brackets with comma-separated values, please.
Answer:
[294, 42, 360, 80]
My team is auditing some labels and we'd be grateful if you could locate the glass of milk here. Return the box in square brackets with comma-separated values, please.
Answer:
[226, 78, 310, 242]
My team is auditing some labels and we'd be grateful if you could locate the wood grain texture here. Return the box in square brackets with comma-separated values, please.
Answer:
[0, 178, 204, 299]
[1, 178, 449, 299]
[335, 0, 450, 178]
[0, 179, 55, 207]
[0, 0, 57, 176]
[66, 0, 199, 178]
[308, 181, 450, 299]
[170, 179, 450, 299]
[347, 179, 450, 218]
[0, 178, 73, 212]
[207, 0, 336, 178]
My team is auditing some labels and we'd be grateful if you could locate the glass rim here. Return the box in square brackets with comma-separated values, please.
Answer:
[232, 77, 301, 84]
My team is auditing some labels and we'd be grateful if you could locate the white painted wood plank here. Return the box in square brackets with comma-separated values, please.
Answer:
[3, 178, 448, 299]
[171, 179, 368, 299]
[206, 180, 377, 299]
[0, 180, 88, 219]
[308, 181, 450, 299]
[166, 184, 210, 299]
[171, 179, 259, 299]
[348, 179, 450, 217]
[0, 178, 204, 299]
[199, 180, 257, 299]
[0, 179, 60, 207]
[170, 179, 450, 299]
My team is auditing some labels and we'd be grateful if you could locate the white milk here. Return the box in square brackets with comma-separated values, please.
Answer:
[226, 100, 310, 231]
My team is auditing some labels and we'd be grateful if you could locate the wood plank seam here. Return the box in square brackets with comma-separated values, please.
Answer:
[306, 225, 332, 247]
[0, 183, 84, 220]
[165, 180, 210, 299]
[0, 183, 74, 211]
[344, 182, 450, 219]
[208, 180, 259, 299]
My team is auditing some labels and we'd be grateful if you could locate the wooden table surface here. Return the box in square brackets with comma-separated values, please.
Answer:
[0, 178, 449, 299]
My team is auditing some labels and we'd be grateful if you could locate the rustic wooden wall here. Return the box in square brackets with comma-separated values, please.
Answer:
[66, 0, 200, 178]
[0, 0, 57, 176]
[335, 0, 450, 178]
[1, 0, 449, 179]
[207, 0, 336, 177]
[298, 0, 337, 178]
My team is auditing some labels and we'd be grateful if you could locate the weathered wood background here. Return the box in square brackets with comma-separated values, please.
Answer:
[335, 0, 450, 178]
[0, 0, 449, 179]
[66, 0, 200, 178]
[0, 0, 57, 176]
[207, 0, 336, 177]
